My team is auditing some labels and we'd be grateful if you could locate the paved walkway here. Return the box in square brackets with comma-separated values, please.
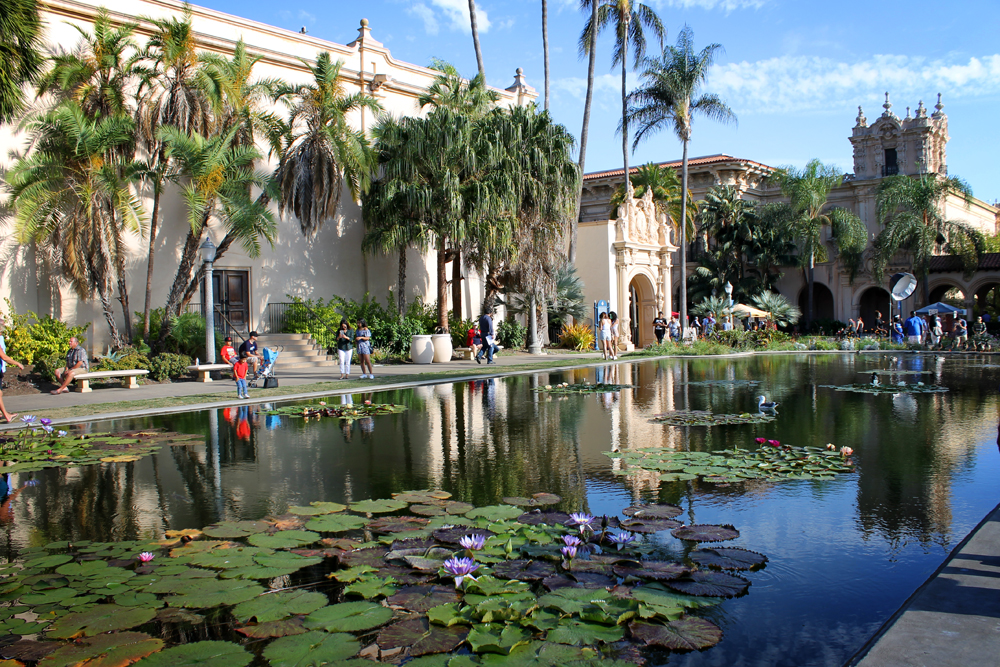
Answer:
[852, 501, 1000, 667]
[0, 350, 607, 426]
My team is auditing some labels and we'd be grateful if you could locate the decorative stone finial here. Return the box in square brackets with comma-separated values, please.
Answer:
[349, 17, 382, 48]
[933, 93, 944, 116]
[916, 100, 926, 117]
[516, 67, 523, 75]
[505, 67, 536, 107]
[883, 92, 892, 113]
[855, 105, 867, 128]
[905, 106, 911, 119]
[360, 18, 369, 27]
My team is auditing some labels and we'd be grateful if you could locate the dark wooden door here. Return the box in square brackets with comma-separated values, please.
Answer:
[210, 270, 250, 332]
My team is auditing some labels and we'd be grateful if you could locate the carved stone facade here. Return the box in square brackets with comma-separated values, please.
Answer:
[850, 93, 949, 179]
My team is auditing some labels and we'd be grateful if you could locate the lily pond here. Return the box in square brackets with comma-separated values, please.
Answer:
[1, 353, 998, 667]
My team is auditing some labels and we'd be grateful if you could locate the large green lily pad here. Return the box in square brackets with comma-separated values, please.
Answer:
[671, 524, 740, 543]
[132, 640, 251, 667]
[231, 589, 328, 623]
[164, 579, 265, 609]
[303, 601, 394, 632]
[666, 571, 750, 598]
[39, 631, 163, 667]
[247, 530, 321, 549]
[262, 631, 359, 667]
[629, 618, 723, 650]
[47, 604, 158, 638]
[377, 617, 469, 656]
[305, 514, 368, 533]
[689, 547, 768, 571]
[386, 585, 460, 613]
[349, 498, 409, 514]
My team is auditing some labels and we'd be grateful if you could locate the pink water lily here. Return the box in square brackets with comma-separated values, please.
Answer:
[767, 439, 780, 447]
[840, 446, 854, 457]
[137, 552, 155, 563]
[755, 437, 766, 444]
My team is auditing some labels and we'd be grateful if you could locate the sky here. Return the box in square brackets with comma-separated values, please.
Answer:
[203, 0, 999, 203]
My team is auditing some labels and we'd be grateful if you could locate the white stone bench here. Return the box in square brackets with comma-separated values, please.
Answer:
[72, 369, 150, 393]
[186, 363, 234, 383]
[455, 345, 504, 360]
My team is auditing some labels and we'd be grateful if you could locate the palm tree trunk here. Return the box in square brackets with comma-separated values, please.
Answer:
[437, 237, 449, 332]
[452, 248, 462, 321]
[570, 0, 599, 266]
[679, 139, 689, 333]
[116, 261, 132, 344]
[98, 284, 123, 349]
[398, 246, 407, 317]
[142, 180, 162, 343]
[155, 216, 207, 352]
[542, 0, 549, 111]
[807, 250, 815, 329]
[620, 33, 630, 184]
[468, 0, 485, 78]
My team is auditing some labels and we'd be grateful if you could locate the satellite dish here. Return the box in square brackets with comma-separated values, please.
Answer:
[889, 272, 917, 301]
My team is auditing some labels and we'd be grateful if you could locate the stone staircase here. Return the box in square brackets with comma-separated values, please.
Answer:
[254, 333, 336, 369]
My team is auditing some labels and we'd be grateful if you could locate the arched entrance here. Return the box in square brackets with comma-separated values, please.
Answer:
[928, 285, 965, 308]
[858, 287, 890, 331]
[628, 274, 657, 348]
[797, 283, 835, 322]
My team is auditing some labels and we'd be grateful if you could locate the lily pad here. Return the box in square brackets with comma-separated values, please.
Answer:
[305, 514, 368, 533]
[39, 631, 163, 667]
[47, 604, 158, 638]
[367, 516, 430, 534]
[164, 579, 265, 609]
[131, 640, 251, 667]
[689, 547, 768, 571]
[201, 521, 269, 539]
[516, 512, 571, 526]
[620, 519, 682, 534]
[547, 619, 625, 646]
[612, 561, 690, 581]
[666, 571, 750, 598]
[236, 618, 307, 638]
[377, 617, 469, 656]
[263, 632, 359, 667]
[154, 608, 204, 625]
[247, 530, 320, 549]
[671, 524, 740, 542]
[431, 528, 496, 547]
[349, 498, 409, 514]
[386, 585, 460, 613]
[303, 601, 394, 632]
[501, 493, 562, 507]
[629, 618, 723, 650]
[467, 624, 531, 654]
[621, 504, 682, 520]
[464, 505, 523, 522]
[492, 560, 557, 582]
[231, 589, 328, 623]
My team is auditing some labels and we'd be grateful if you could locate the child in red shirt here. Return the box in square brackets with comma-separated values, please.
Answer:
[233, 352, 249, 399]
[220, 336, 237, 365]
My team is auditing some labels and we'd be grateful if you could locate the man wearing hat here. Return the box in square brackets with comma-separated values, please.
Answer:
[220, 336, 237, 366]
[238, 331, 263, 374]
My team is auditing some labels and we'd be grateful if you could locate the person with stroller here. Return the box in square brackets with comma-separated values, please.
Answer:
[356, 319, 374, 380]
[336, 320, 355, 380]
[234, 351, 250, 399]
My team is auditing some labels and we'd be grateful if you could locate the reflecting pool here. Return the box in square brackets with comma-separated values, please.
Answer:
[2, 353, 998, 666]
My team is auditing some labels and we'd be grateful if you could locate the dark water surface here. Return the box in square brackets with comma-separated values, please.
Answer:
[3, 353, 999, 667]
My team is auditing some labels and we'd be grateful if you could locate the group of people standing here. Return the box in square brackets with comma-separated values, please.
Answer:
[888, 311, 986, 349]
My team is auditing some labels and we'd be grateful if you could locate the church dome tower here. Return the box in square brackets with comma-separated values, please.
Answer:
[849, 92, 949, 180]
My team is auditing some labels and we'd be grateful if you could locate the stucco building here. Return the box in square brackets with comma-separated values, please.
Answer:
[0, 0, 534, 352]
[576, 94, 998, 348]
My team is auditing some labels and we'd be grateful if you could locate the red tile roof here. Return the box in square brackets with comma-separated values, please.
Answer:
[583, 154, 777, 181]
[928, 253, 1000, 272]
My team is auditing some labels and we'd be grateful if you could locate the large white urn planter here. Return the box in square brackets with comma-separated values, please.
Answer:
[431, 334, 453, 363]
[410, 335, 434, 364]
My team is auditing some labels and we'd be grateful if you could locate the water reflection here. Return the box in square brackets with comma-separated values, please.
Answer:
[0, 354, 996, 667]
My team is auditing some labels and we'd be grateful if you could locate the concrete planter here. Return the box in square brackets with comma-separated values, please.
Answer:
[431, 333, 453, 363]
[410, 335, 434, 364]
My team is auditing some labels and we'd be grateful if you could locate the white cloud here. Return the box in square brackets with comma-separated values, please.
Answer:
[649, 0, 768, 10]
[710, 53, 1000, 114]
[408, 3, 439, 35]
[552, 73, 620, 100]
[414, 0, 492, 35]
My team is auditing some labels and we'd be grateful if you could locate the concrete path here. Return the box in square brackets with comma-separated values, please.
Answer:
[0, 350, 607, 425]
[852, 501, 1000, 667]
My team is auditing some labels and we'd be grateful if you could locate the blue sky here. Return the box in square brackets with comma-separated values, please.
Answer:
[207, 0, 998, 202]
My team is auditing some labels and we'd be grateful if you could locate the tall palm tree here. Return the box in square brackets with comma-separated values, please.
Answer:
[589, 0, 664, 185]
[136, 6, 215, 342]
[872, 173, 981, 305]
[153, 126, 277, 350]
[468, 0, 485, 78]
[273, 52, 380, 239]
[625, 26, 736, 331]
[5, 103, 145, 347]
[35, 9, 143, 340]
[0, 0, 44, 124]
[541, 0, 549, 111]
[775, 159, 867, 328]
[571, 0, 601, 265]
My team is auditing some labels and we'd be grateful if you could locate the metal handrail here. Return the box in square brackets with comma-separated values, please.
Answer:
[284, 299, 340, 349]
[213, 307, 247, 345]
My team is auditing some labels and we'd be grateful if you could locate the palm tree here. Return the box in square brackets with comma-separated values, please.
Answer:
[775, 159, 867, 328]
[872, 173, 981, 305]
[5, 103, 145, 347]
[625, 26, 736, 333]
[273, 52, 380, 239]
[752, 290, 801, 327]
[541, 0, 550, 111]
[589, 1, 664, 186]
[136, 6, 215, 343]
[153, 126, 277, 350]
[468, 0, 486, 78]
[0, 0, 44, 124]
[608, 162, 696, 239]
[571, 0, 600, 265]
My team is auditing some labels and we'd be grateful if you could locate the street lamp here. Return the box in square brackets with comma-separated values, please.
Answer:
[724, 281, 733, 308]
[200, 233, 217, 364]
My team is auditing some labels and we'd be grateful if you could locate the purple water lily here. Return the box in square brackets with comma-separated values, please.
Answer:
[459, 534, 486, 551]
[39, 418, 52, 427]
[568, 512, 594, 534]
[41, 424, 53, 434]
[57, 431, 67, 437]
[560, 545, 577, 560]
[443, 557, 480, 587]
[562, 535, 582, 547]
[20, 415, 37, 424]
[607, 532, 636, 551]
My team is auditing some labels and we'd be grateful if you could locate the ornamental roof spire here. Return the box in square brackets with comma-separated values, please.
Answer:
[855, 105, 867, 127]
[882, 92, 892, 116]
[933, 92, 945, 117]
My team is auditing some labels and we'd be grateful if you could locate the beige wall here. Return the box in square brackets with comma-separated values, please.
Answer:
[0, 0, 535, 352]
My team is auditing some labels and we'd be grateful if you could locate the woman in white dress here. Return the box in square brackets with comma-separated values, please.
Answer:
[599, 313, 613, 360]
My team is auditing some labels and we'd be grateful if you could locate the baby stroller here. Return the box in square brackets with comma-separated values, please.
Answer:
[250, 347, 282, 388]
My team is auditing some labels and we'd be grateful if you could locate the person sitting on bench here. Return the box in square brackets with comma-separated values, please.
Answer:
[51, 337, 88, 395]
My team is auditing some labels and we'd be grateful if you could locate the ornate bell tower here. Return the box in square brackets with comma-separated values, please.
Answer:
[849, 92, 949, 180]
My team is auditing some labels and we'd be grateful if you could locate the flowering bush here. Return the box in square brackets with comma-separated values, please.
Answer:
[0, 299, 89, 364]
[559, 322, 595, 351]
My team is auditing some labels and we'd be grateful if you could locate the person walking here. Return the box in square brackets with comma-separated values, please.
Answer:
[0, 323, 25, 423]
[667, 316, 679, 342]
[336, 320, 355, 379]
[599, 312, 613, 360]
[953, 315, 968, 349]
[930, 315, 943, 347]
[652, 311, 667, 345]
[903, 311, 925, 346]
[609, 312, 620, 360]
[233, 351, 250, 399]
[51, 337, 88, 395]
[476, 310, 497, 365]
[891, 315, 904, 344]
[356, 319, 374, 379]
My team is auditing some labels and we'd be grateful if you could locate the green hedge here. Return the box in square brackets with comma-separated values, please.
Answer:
[284, 295, 436, 354]
[150, 353, 193, 381]
[1, 299, 89, 364]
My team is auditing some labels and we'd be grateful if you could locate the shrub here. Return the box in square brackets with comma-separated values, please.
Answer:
[559, 322, 595, 351]
[450, 317, 476, 349]
[283, 295, 435, 354]
[135, 309, 218, 358]
[150, 353, 193, 381]
[714, 330, 791, 350]
[497, 318, 526, 350]
[93, 347, 151, 372]
[1, 299, 89, 364]
[34, 351, 66, 383]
